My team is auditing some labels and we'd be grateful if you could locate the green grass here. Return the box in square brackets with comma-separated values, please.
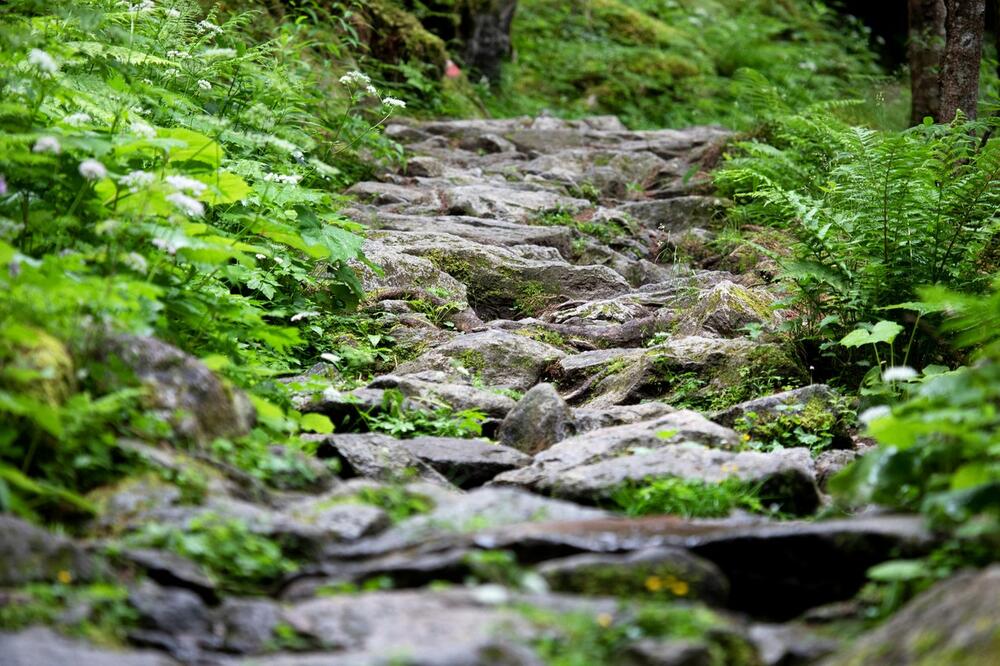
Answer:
[611, 476, 768, 518]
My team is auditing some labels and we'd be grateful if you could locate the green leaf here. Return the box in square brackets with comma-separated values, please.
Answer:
[839, 320, 904, 348]
[202, 172, 252, 205]
[299, 413, 334, 434]
[867, 559, 929, 583]
[158, 128, 223, 168]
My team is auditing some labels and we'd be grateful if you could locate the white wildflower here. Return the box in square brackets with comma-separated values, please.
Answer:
[196, 19, 223, 36]
[338, 70, 371, 87]
[96, 219, 121, 236]
[319, 352, 340, 364]
[130, 120, 156, 138]
[165, 8, 181, 18]
[382, 96, 406, 109]
[799, 60, 818, 72]
[365, 84, 378, 96]
[63, 112, 91, 127]
[882, 366, 918, 382]
[165, 68, 180, 78]
[165, 174, 206, 195]
[265, 136, 299, 154]
[273, 256, 284, 265]
[119, 170, 156, 193]
[290, 311, 320, 322]
[166, 49, 190, 59]
[859, 405, 892, 426]
[255, 253, 266, 260]
[32, 136, 61, 154]
[78, 159, 107, 181]
[197, 79, 212, 91]
[151, 237, 179, 254]
[165, 191, 204, 216]
[262, 172, 301, 185]
[28, 49, 58, 75]
[121, 0, 155, 12]
[201, 47, 236, 59]
[122, 252, 148, 274]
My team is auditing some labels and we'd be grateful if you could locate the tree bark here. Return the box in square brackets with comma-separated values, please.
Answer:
[908, 0, 947, 125]
[940, 0, 986, 121]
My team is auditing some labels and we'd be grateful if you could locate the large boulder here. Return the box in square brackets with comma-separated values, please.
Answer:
[0, 627, 177, 666]
[93, 335, 254, 445]
[0, 515, 96, 586]
[396, 329, 566, 391]
[498, 383, 574, 454]
[821, 565, 1000, 666]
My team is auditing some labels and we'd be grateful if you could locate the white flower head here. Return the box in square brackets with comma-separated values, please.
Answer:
[166, 191, 204, 216]
[365, 84, 378, 96]
[165, 174, 206, 196]
[151, 237, 179, 254]
[130, 120, 156, 138]
[196, 19, 223, 36]
[197, 79, 212, 91]
[255, 253, 266, 260]
[290, 311, 320, 322]
[28, 49, 58, 75]
[201, 47, 236, 59]
[166, 8, 181, 18]
[166, 49, 190, 59]
[121, 0, 155, 12]
[119, 170, 156, 193]
[882, 366, 918, 382]
[339, 70, 371, 87]
[78, 159, 107, 181]
[382, 96, 406, 109]
[262, 172, 301, 185]
[32, 136, 61, 154]
[63, 112, 91, 127]
[123, 252, 148, 274]
[859, 405, 892, 426]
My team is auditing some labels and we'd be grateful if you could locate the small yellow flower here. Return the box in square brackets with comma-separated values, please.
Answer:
[670, 580, 690, 596]
[742, 433, 751, 442]
[644, 575, 664, 592]
[596, 612, 613, 628]
[57, 570, 72, 584]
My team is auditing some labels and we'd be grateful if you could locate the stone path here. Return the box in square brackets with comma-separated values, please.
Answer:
[5, 115, 992, 665]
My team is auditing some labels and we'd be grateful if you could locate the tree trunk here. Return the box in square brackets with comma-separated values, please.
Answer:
[940, 0, 986, 121]
[908, 0, 947, 125]
[459, 0, 518, 83]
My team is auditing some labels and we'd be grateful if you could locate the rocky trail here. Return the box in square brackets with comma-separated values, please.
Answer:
[3, 115, 997, 666]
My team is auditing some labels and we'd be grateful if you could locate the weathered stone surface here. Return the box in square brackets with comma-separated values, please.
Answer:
[129, 580, 211, 635]
[675, 280, 780, 337]
[282, 500, 391, 544]
[118, 548, 216, 602]
[571, 402, 677, 435]
[750, 623, 838, 666]
[95, 335, 254, 445]
[369, 372, 518, 418]
[621, 639, 716, 666]
[473, 514, 933, 619]
[308, 433, 453, 485]
[815, 449, 860, 489]
[621, 195, 730, 231]
[400, 436, 532, 488]
[537, 547, 729, 605]
[0, 627, 178, 666]
[821, 565, 1000, 666]
[0, 515, 95, 586]
[498, 383, 574, 454]
[217, 598, 286, 654]
[713, 384, 852, 450]
[351, 238, 469, 303]
[396, 329, 566, 391]
[492, 412, 743, 492]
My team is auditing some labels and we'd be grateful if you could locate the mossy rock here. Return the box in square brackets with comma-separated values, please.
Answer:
[358, 1, 450, 74]
[7, 328, 75, 405]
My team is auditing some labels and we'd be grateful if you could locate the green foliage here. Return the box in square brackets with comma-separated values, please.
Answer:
[719, 107, 1000, 372]
[735, 398, 852, 454]
[0, 582, 138, 646]
[480, 0, 879, 129]
[522, 602, 753, 666]
[333, 484, 434, 523]
[831, 284, 1000, 533]
[361, 388, 486, 438]
[611, 476, 769, 518]
[0, 0, 406, 519]
[127, 513, 297, 590]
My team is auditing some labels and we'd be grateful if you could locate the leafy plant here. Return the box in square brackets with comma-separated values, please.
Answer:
[611, 476, 769, 518]
[0, 582, 138, 646]
[361, 389, 486, 438]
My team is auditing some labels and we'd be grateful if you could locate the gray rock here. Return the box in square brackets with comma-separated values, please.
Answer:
[95, 334, 254, 445]
[493, 412, 742, 489]
[620, 196, 730, 232]
[622, 639, 715, 666]
[218, 598, 287, 654]
[405, 156, 445, 178]
[750, 623, 838, 666]
[401, 436, 532, 488]
[442, 183, 590, 221]
[396, 329, 565, 391]
[571, 402, 677, 435]
[459, 132, 518, 154]
[815, 449, 859, 489]
[308, 433, 452, 486]
[675, 280, 780, 337]
[0, 515, 95, 586]
[118, 548, 216, 602]
[498, 383, 574, 454]
[820, 565, 1000, 666]
[537, 547, 729, 605]
[351, 238, 469, 304]
[129, 580, 211, 635]
[368, 373, 517, 418]
[713, 384, 852, 450]
[282, 501, 391, 545]
[0, 627, 177, 666]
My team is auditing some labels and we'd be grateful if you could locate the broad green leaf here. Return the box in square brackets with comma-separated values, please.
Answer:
[867, 559, 928, 583]
[158, 128, 223, 168]
[299, 413, 334, 434]
[869, 320, 904, 345]
[202, 171, 252, 205]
